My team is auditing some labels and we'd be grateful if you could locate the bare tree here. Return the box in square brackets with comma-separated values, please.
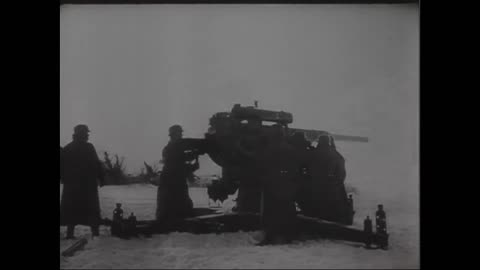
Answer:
[102, 151, 127, 185]
[143, 161, 161, 185]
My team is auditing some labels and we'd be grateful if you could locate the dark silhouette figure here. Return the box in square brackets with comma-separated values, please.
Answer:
[288, 132, 311, 150]
[303, 135, 349, 223]
[347, 194, 355, 224]
[156, 125, 199, 221]
[329, 138, 349, 218]
[306, 135, 332, 216]
[127, 213, 138, 238]
[375, 204, 387, 234]
[60, 124, 105, 239]
[375, 204, 388, 249]
[111, 203, 124, 237]
[330, 137, 347, 184]
[294, 134, 352, 224]
[288, 132, 313, 216]
[113, 203, 124, 220]
[234, 120, 265, 213]
[288, 132, 312, 177]
[328, 136, 350, 223]
[363, 216, 373, 249]
[253, 125, 310, 245]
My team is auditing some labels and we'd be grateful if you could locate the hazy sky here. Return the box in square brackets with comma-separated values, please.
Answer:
[60, 4, 418, 196]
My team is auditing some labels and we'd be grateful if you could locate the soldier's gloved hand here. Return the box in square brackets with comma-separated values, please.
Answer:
[186, 162, 199, 173]
[185, 150, 197, 159]
[192, 157, 200, 171]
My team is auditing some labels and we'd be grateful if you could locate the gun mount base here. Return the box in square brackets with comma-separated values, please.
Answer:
[101, 207, 386, 248]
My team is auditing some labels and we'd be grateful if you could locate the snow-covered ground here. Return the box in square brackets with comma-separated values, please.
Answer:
[60, 182, 418, 269]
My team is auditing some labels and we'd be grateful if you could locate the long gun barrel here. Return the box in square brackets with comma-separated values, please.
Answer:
[289, 128, 369, 143]
[231, 104, 293, 124]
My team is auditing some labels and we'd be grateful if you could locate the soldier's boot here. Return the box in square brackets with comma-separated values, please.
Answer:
[66, 225, 75, 239]
[272, 229, 295, 245]
[255, 231, 274, 246]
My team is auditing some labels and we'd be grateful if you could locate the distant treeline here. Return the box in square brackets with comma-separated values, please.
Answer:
[101, 151, 160, 185]
[98, 151, 357, 192]
[99, 151, 218, 186]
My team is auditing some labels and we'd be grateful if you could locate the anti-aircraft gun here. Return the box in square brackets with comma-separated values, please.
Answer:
[185, 103, 368, 225]
[109, 104, 387, 247]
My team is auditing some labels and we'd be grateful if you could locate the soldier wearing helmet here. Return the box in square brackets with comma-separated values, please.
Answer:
[253, 125, 311, 245]
[303, 134, 350, 224]
[168, 125, 183, 140]
[60, 124, 105, 239]
[155, 124, 199, 221]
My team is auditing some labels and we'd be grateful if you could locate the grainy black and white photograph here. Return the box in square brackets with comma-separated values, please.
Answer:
[60, 1, 419, 268]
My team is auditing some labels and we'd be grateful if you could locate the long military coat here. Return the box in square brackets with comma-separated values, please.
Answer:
[254, 140, 311, 237]
[156, 140, 197, 220]
[306, 145, 349, 223]
[60, 140, 104, 226]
